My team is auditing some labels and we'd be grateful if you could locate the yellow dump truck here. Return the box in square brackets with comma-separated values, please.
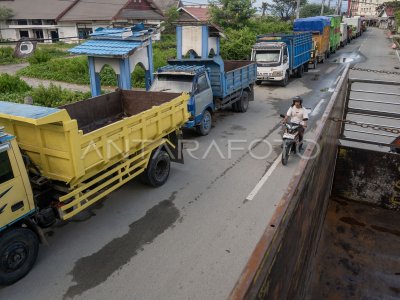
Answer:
[0, 90, 189, 285]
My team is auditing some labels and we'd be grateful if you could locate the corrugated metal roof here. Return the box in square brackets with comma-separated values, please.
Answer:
[0, 101, 60, 119]
[158, 65, 206, 75]
[69, 39, 142, 56]
[69, 26, 153, 57]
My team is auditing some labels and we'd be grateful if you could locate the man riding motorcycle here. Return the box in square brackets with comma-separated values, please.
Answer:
[281, 96, 308, 149]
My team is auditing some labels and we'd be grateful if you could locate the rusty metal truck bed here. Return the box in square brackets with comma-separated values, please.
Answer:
[306, 197, 400, 299]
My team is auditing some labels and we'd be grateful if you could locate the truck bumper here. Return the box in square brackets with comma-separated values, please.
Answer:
[257, 75, 284, 82]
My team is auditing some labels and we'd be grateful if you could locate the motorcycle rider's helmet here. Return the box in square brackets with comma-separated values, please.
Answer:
[291, 96, 303, 107]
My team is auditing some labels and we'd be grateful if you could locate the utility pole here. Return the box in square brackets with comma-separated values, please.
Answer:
[296, 0, 301, 19]
[321, 0, 325, 15]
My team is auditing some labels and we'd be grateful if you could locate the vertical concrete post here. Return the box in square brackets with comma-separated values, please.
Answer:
[88, 56, 101, 96]
[118, 58, 131, 90]
[201, 25, 209, 59]
[176, 25, 183, 59]
[145, 38, 154, 91]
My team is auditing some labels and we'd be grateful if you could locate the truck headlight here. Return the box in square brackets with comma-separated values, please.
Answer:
[272, 71, 283, 77]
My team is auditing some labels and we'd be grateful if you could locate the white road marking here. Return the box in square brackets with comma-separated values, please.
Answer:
[328, 88, 335, 92]
[311, 99, 326, 116]
[396, 50, 400, 63]
[334, 75, 341, 86]
[246, 155, 282, 201]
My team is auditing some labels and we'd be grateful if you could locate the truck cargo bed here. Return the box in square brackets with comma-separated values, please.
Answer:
[0, 90, 189, 186]
[306, 198, 400, 299]
[61, 90, 181, 133]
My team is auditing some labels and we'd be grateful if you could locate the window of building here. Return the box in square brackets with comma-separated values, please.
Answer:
[31, 20, 42, 25]
[19, 30, 29, 38]
[17, 20, 28, 25]
[78, 28, 92, 39]
[0, 151, 14, 184]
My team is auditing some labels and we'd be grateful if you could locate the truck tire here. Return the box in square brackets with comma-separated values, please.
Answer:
[196, 110, 212, 136]
[236, 91, 249, 113]
[304, 63, 309, 72]
[280, 72, 289, 87]
[141, 150, 170, 187]
[0, 228, 39, 285]
[296, 65, 304, 78]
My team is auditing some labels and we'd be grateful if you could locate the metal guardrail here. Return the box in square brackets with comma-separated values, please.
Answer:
[340, 78, 400, 150]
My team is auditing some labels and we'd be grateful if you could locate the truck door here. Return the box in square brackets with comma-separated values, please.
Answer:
[194, 73, 213, 118]
[283, 46, 289, 69]
[0, 142, 32, 229]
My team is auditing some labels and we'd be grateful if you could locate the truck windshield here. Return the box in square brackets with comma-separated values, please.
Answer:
[150, 74, 194, 93]
[254, 50, 281, 63]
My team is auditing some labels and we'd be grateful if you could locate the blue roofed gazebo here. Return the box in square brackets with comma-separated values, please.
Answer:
[69, 24, 155, 96]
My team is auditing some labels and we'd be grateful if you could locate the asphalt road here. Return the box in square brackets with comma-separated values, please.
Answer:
[1, 28, 396, 300]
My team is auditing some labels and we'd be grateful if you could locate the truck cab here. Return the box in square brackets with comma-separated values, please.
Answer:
[251, 42, 289, 86]
[150, 66, 214, 135]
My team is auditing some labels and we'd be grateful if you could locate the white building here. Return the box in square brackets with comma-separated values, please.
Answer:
[0, 0, 181, 43]
[351, 0, 385, 17]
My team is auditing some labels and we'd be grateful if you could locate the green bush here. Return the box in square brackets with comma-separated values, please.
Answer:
[28, 48, 53, 64]
[220, 18, 292, 60]
[0, 47, 18, 64]
[0, 74, 31, 93]
[30, 84, 91, 107]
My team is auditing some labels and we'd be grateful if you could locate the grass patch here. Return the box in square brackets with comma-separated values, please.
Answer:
[320, 87, 328, 92]
[0, 73, 90, 107]
[0, 42, 73, 65]
[0, 47, 24, 64]
[17, 38, 177, 88]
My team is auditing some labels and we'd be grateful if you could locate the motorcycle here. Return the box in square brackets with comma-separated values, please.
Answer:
[280, 114, 302, 165]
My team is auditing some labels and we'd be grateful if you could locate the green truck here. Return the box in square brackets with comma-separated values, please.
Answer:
[327, 15, 342, 53]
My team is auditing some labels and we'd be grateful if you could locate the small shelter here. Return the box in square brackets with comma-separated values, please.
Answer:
[175, 6, 225, 59]
[69, 24, 155, 96]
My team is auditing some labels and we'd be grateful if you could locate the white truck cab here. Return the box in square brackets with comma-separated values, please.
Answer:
[251, 42, 289, 86]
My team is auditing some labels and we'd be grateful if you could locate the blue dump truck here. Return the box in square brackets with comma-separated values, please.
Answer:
[251, 32, 312, 87]
[150, 57, 256, 135]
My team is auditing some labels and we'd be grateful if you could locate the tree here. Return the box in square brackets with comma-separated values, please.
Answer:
[162, 6, 179, 34]
[220, 18, 291, 60]
[299, 3, 335, 18]
[261, 2, 268, 17]
[0, 6, 13, 21]
[209, 0, 257, 29]
[267, 0, 307, 21]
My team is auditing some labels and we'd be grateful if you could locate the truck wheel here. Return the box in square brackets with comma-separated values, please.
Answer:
[141, 150, 170, 187]
[255, 80, 262, 85]
[196, 110, 212, 136]
[0, 228, 39, 285]
[280, 72, 289, 87]
[297, 65, 304, 78]
[304, 63, 309, 72]
[236, 91, 249, 113]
